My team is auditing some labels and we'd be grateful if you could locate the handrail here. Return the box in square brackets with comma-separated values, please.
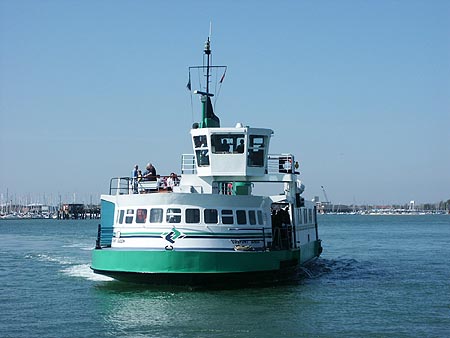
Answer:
[109, 175, 181, 195]
[181, 154, 196, 174]
[272, 226, 293, 250]
[109, 177, 131, 195]
[267, 154, 298, 174]
[181, 153, 297, 175]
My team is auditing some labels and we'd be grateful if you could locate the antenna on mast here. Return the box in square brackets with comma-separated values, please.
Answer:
[209, 21, 212, 40]
[204, 36, 211, 95]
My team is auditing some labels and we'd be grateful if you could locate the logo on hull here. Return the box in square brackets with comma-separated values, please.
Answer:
[161, 227, 186, 244]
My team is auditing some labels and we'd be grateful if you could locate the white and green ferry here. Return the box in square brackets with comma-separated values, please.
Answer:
[91, 37, 322, 285]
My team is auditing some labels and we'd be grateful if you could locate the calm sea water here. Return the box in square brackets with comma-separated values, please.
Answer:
[1, 215, 449, 337]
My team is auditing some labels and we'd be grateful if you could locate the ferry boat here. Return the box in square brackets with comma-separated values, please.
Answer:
[91, 37, 322, 285]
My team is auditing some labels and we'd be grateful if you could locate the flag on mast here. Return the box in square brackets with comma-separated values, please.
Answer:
[219, 69, 226, 83]
[186, 73, 191, 90]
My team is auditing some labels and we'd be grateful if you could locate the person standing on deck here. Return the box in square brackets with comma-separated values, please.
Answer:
[132, 164, 139, 193]
[143, 163, 157, 181]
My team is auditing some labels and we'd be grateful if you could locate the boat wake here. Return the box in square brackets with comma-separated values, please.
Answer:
[25, 253, 75, 265]
[61, 264, 114, 282]
[25, 252, 114, 282]
[300, 257, 384, 282]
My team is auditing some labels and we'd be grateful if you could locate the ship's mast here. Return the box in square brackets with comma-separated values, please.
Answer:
[204, 37, 211, 96]
[188, 31, 226, 129]
[193, 36, 220, 128]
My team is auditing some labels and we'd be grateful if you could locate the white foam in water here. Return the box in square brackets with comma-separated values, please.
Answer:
[26, 253, 74, 265]
[61, 264, 114, 282]
[62, 243, 95, 251]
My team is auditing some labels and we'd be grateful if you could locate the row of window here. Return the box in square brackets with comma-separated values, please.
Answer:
[299, 208, 315, 224]
[117, 207, 265, 226]
[193, 134, 267, 153]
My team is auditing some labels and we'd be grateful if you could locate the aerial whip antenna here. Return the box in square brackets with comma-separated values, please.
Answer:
[209, 21, 212, 40]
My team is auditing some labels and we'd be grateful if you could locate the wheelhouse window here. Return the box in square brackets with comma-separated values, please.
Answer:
[204, 209, 218, 224]
[194, 135, 209, 167]
[166, 208, 181, 223]
[149, 208, 163, 223]
[221, 209, 234, 224]
[136, 209, 147, 223]
[248, 135, 266, 167]
[211, 134, 245, 154]
[186, 208, 200, 223]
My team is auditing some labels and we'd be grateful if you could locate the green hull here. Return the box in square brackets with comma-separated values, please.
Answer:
[91, 240, 322, 284]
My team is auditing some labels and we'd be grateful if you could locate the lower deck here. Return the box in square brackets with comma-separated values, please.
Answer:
[98, 192, 319, 252]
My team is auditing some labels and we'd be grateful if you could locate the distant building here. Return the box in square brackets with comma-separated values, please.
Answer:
[61, 203, 85, 219]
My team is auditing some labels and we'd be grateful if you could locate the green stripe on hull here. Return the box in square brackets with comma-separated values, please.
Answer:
[92, 249, 297, 274]
[91, 240, 321, 275]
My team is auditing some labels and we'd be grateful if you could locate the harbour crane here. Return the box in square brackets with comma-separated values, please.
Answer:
[321, 186, 330, 204]
[319, 185, 332, 213]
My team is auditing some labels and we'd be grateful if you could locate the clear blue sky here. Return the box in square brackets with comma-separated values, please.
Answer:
[1, 0, 449, 205]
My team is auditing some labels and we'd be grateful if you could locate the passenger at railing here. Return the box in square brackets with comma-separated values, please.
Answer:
[143, 163, 157, 181]
[132, 164, 139, 193]
[132, 164, 139, 178]
[166, 172, 179, 191]
[236, 139, 245, 153]
[137, 170, 142, 182]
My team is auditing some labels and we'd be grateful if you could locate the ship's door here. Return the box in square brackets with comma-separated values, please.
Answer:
[271, 203, 292, 250]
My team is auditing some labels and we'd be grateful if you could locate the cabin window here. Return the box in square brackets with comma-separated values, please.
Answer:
[194, 135, 209, 167]
[125, 209, 134, 224]
[186, 208, 200, 223]
[298, 209, 303, 224]
[248, 135, 266, 167]
[149, 208, 163, 223]
[194, 135, 208, 148]
[136, 209, 147, 223]
[257, 210, 264, 225]
[118, 210, 125, 224]
[166, 208, 181, 223]
[204, 209, 218, 224]
[236, 210, 247, 225]
[248, 210, 256, 225]
[211, 134, 245, 154]
[221, 209, 234, 225]
[303, 209, 308, 224]
[308, 209, 313, 223]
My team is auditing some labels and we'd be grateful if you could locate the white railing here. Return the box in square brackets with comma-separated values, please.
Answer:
[109, 175, 180, 195]
[181, 154, 196, 174]
[268, 154, 298, 174]
[180, 153, 298, 176]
